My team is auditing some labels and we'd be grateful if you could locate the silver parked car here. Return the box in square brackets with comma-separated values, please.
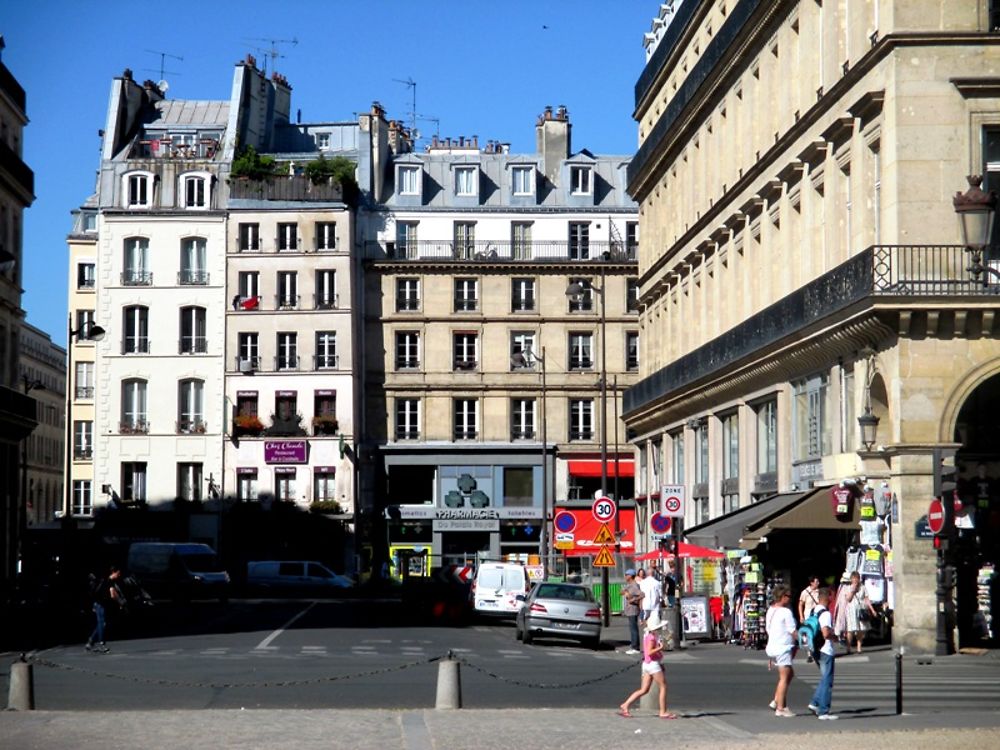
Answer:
[514, 582, 602, 649]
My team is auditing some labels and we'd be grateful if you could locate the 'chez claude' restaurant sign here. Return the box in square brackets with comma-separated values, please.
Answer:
[264, 440, 308, 464]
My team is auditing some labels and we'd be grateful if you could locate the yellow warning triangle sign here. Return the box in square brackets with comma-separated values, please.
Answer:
[593, 524, 615, 545]
[593, 545, 616, 567]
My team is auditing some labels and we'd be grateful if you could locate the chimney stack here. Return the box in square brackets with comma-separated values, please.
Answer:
[536, 104, 571, 185]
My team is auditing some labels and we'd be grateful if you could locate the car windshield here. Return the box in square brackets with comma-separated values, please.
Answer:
[182, 554, 224, 572]
[536, 584, 591, 601]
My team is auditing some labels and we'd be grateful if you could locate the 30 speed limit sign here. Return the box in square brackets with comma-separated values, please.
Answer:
[592, 496, 617, 523]
[661, 484, 685, 518]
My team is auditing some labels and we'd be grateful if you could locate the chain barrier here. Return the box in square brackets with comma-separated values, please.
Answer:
[28, 653, 445, 690]
[454, 654, 637, 689]
[27, 650, 638, 692]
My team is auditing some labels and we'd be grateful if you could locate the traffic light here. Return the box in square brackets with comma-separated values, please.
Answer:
[933, 448, 958, 536]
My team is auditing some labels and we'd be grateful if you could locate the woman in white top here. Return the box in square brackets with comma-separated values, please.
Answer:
[845, 571, 878, 653]
[764, 585, 798, 717]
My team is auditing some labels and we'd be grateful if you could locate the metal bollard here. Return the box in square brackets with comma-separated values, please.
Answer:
[8, 654, 35, 711]
[435, 651, 462, 709]
[895, 647, 904, 715]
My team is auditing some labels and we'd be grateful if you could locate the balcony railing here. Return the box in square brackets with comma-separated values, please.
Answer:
[511, 430, 536, 440]
[396, 358, 420, 370]
[179, 270, 210, 285]
[276, 294, 301, 310]
[122, 338, 150, 354]
[236, 356, 260, 373]
[176, 419, 207, 434]
[275, 355, 300, 371]
[119, 420, 149, 435]
[395, 429, 420, 440]
[229, 176, 344, 202]
[122, 270, 153, 286]
[73, 446, 94, 460]
[179, 337, 208, 354]
[77, 278, 96, 290]
[314, 354, 339, 370]
[314, 294, 339, 310]
[569, 430, 594, 441]
[454, 359, 479, 372]
[75, 386, 95, 399]
[365, 240, 638, 262]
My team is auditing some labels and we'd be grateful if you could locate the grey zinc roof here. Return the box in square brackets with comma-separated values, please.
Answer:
[150, 100, 230, 127]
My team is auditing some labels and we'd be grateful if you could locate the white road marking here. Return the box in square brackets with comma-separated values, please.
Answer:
[352, 645, 376, 650]
[253, 601, 316, 651]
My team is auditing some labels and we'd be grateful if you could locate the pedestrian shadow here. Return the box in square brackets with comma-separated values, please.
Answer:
[676, 711, 738, 718]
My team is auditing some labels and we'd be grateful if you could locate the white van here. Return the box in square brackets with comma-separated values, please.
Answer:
[247, 561, 353, 591]
[127, 543, 230, 602]
[470, 562, 530, 618]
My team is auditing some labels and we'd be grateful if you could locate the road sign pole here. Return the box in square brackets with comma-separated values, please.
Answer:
[671, 516, 684, 650]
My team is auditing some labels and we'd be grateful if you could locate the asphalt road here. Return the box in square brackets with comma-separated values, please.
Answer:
[8, 599, 1000, 716]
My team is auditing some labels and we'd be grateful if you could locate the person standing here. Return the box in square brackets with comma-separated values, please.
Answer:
[798, 575, 821, 622]
[640, 565, 662, 625]
[618, 614, 678, 719]
[845, 571, 878, 653]
[85, 565, 122, 653]
[622, 569, 644, 655]
[808, 587, 838, 720]
[764, 585, 797, 717]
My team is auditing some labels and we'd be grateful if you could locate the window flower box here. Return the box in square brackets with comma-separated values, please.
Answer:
[233, 414, 264, 436]
[312, 415, 339, 436]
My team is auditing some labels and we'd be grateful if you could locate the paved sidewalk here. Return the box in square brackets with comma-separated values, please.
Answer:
[2, 708, 999, 750]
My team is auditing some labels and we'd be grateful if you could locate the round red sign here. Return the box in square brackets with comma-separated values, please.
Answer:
[927, 498, 945, 535]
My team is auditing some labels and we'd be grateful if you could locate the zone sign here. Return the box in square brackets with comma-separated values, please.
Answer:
[661, 484, 685, 518]
[592, 496, 617, 523]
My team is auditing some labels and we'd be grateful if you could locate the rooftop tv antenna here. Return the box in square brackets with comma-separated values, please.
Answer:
[144, 49, 183, 81]
[417, 115, 440, 143]
[393, 77, 418, 136]
[248, 36, 298, 72]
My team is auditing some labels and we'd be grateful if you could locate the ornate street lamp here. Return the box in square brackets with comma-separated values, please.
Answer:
[857, 407, 880, 452]
[953, 175, 998, 285]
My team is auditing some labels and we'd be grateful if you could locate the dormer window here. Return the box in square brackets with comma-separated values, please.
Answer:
[511, 166, 534, 196]
[124, 172, 154, 208]
[317, 132, 330, 150]
[455, 166, 477, 196]
[398, 165, 421, 195]
[570, 166, 592, 195]
[180, 172, 211, 209]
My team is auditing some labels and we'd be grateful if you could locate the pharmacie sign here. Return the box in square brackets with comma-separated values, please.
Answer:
[385, 507, 540, 520]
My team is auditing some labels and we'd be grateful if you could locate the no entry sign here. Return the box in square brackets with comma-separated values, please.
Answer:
[927, 498, 945, 535]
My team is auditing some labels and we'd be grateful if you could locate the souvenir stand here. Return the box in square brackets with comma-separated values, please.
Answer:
[976, 563, 996, 641]
[729, 556, 781, 650]
[836, 483, 893, 638]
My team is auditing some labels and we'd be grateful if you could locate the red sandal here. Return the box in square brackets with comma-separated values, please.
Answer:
[617, 708, 633, 718]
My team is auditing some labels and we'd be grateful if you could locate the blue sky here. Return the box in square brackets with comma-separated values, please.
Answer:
[4, 0, 655, 346]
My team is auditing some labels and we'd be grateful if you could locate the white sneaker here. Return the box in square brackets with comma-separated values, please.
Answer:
[807, 703, 819, 715]
[625, 648, 640, 655]
[768, 700, 777, 710]
[818, 714, 839, 721]
[774, 708, 795, 717]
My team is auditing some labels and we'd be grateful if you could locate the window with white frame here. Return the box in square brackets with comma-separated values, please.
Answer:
[651, 441, 662, 487]
[180, 238, 207, 284]
[77, 262, 95, 289]
[454, 221, 476, 258]
[626, 331, 639, 371]
[511, 165, 534, 195]
[569, 399, 594, 440]
[626, 222, 639, 256]
[238, 332, 259, 369]
[275, 470, 295, 501]
[315, 269, 336, 309]
[181, 173, 209, 209]
[455, 166, 477, 196]
[276, 332, 298, 370]
[317, 132, 330, 150]
[177, 462, 203, 501]
[841, 367, 856, 453]
[695, 421, 709, 484]
[315, 331, 337, 369]
[626, 279, 639, 312]
[75, 361, 94, 399]
[396, 221, 418, 257]
[511, 398, 536, 439]
[277, 271, 298, 308]
[453, 332, 478, 370]
[755, 399, 778, 475]
[396, 278, 420, 311]
[314, 470, 336, 501]
[568, 332, 593, 370]
[671, 430, 685, 484]
[512, 222, 532, 260]
[238, 271, 259, 299]
[122, 306, 149, 354]
[570, 166, 592, 195]
[72, 480, 93, 516]
[453, 398, 478, 440]
[124, 172, 153, 208]
[277, 223, 298, 251]
[74, 420, 93, 459]
[121, 462, 147, 505]
[510, 331, 536, 368]
[121, 379, 148, 432]
[239, 222, 260, 251]
[722, 412, 739, 481]
[398, 165, 420, 195]
[454, 278, 478, 312]
[568, 222, 590, 259]
[793, 374, 831, 462]
[179, 306, 207, 354]
[75, 310, 96, 343]
[315, 222, 337, 250]
[395, 398, 420, 439]
[237, 470, 258, 502]
[395, 331, 420, 369]
[568, 277, 594, 312]
[123, 237, 150, 285]
[177, 379, 205, 433]
[511, 277, 535, 312]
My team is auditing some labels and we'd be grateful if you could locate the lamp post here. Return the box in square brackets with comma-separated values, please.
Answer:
[567, 252, 611, 626]
[64, 316, 105, 518]
[19, 377, 44, 571]
[953, 174, 998, 286]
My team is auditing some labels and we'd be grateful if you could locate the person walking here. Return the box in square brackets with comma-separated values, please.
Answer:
[618, 613, 678, 719]
[765, 585, 797, 717]
[808, 587, 839, 720]
[621, 569, 644, 655]
[85, 565, 122, 653]
[844, 571, 878, 653]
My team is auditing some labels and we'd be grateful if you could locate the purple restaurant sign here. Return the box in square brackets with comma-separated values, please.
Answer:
[264, 440, 308, 464]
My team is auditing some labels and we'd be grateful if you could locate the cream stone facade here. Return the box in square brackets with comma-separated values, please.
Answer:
[624, 0, 1000, 651]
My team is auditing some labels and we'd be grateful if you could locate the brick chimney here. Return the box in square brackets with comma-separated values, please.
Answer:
[536, 104, 571, 185]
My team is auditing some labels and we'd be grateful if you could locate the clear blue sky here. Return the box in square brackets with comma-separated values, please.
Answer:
[4, 0, 655, 346]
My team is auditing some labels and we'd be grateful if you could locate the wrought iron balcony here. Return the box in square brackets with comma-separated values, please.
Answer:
[314, 294, 339, 310]
[119, 420, 149, 435]
[274, 355, 300, 371]
[178, 270, 210, 285]
[454, 359, 479, 372]
[395, 429, 420, 440]
[75, 386, 95, 399]
[122, 270, 153, 286]
[396, 296, 420, 311]
[365, 240, 638, 263]
[122, 338, 150, 355]
[176, 419, 207, 434]
[276, 294, 301, 310]
[314, 354, 339, 370]
[179, 337, 208, 354]
[511, 429, 536, 440]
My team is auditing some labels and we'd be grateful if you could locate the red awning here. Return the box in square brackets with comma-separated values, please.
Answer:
[567, 459, 634, 478]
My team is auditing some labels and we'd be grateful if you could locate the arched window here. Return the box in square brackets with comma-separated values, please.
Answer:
[123, 237, 151, 285]
[122, 305, 149, 353]
[179, 306, 207, 353]
[122, 171, 155, 208]
[179, 171, 212, 209]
